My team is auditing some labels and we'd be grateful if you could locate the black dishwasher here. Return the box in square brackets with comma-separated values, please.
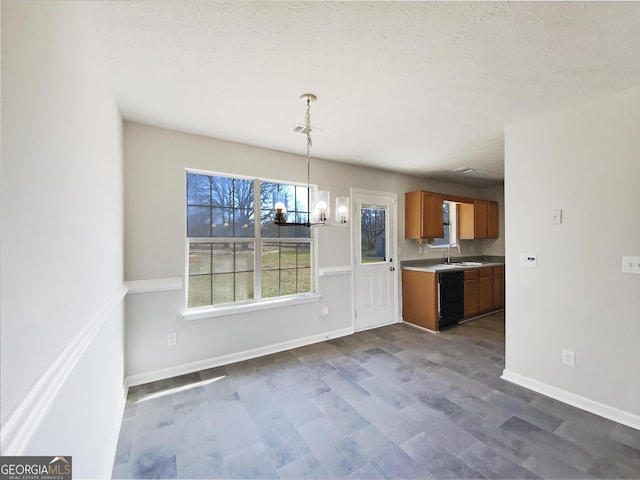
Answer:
[438, 270, 464, 329]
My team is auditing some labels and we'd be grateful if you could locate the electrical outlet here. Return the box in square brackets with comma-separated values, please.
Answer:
[622, 256, 640, 274]
[562, 349, 575, 367]
[167, 332, 177, 346]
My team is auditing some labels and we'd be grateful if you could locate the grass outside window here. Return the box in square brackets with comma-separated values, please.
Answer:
[186, 171, 314, 309]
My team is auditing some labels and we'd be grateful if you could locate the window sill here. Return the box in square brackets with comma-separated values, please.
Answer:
[182, 293, 322, 321]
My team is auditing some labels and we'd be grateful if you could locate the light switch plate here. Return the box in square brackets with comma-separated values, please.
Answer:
[622, 256, 640, 274]
[552, 208, 562, 225]
[520, 253, 537, 267]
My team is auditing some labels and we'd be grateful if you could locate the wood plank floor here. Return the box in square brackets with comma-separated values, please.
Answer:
[112, 312, 640, 479]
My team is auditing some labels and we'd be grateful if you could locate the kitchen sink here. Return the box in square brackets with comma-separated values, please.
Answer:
[440, 261, 485, 267]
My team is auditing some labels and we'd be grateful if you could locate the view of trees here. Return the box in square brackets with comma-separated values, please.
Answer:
[360, 207, 386, 262]
[186, 173, 310, 239]
[186, 172, 312, 307]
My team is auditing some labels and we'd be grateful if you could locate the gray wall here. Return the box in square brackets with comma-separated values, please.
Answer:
[504, 85, 640, 425]
[0, 2, 125, 477]
[124, 122, 504, 382]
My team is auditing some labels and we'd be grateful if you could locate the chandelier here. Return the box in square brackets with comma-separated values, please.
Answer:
[274, 93, 349, 226]
[275, 93, 327, 226]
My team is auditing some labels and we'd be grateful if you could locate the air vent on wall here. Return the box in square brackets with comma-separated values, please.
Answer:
[453, 166, 476, 174]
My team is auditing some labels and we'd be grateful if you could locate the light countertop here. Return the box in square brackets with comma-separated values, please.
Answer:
[403, 262, 504, 273]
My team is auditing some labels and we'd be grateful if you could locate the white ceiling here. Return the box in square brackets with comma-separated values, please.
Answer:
[91, 1, 640, 187]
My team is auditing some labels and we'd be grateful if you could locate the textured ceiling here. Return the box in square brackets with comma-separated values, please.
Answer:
[91, 1, 640, 187]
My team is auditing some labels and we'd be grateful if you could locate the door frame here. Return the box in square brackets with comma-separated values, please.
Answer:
[351, 187, 400, 331]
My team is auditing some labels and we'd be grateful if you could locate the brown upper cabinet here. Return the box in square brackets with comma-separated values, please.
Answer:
[405, 190, 499, 241]
[458, 200, 499, 240]
[405, 191, 444, 241]
[487, 201, 499, 238]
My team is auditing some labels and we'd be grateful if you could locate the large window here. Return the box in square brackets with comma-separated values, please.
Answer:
[186, 171, 313, 309]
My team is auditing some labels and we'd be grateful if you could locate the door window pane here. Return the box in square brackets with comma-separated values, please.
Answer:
[361, 206, 386, 263]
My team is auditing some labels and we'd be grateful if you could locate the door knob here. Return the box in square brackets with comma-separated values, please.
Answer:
[389, 266, 395, 271]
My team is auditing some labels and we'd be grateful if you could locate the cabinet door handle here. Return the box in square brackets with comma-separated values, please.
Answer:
[389, 266, 395, 272]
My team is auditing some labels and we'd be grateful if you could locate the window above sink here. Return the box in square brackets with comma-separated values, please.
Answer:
[430, 201, 458, 248]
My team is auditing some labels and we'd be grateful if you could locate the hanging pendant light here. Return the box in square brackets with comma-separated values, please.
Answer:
[275, 93, 329, 227]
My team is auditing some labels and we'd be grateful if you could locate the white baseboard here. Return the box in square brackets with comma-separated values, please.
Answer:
[501, 369, 640, 430]
[126, 326, 355, 387]
[0, 285, 128, 456]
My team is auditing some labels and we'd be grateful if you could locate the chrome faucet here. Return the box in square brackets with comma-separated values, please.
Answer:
[446, 242, 461, 264]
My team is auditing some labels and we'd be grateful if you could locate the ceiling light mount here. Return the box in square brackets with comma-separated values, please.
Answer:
[299, 93, 317, 103]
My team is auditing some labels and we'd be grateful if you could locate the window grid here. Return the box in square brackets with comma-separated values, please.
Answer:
[260, 242, 310, 298]
[186, 172, 313, 309]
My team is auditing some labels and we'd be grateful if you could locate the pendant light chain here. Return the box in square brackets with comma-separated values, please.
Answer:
[306, 96, 312, 159]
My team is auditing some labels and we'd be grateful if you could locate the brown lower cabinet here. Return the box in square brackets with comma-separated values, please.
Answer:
[402, 269, 439, 331]
[403, 265, 505, 331]
[478, 268, 493, 314]
[492, 266, 505, 309]
[463, 269, 479, 318]
[467, 266, 504, 317]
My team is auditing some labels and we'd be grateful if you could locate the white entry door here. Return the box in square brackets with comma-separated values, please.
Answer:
[353, 190, 398, 331]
